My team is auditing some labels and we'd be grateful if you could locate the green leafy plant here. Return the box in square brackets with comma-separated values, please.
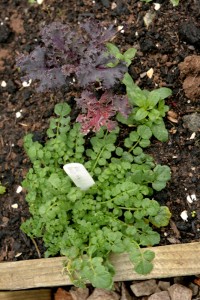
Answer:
[106, 43, 137, 68]
[0, 182, 6, 194]
[117, 73, 172, 142]
[21, 103, 171, 289]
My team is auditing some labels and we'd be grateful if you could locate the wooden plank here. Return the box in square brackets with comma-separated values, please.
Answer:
[0, 242, 200, 290]
[0, 289, 51, 300]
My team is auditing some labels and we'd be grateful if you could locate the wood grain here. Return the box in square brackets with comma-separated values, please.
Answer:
[0, 242, 199, 290]
[0, 289, 51, 300]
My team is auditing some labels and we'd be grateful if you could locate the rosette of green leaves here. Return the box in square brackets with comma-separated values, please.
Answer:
[118, 73, 172, 142]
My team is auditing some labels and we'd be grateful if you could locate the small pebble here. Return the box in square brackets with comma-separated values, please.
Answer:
[190, 132, 196, 140]
[22, 79, 32, 87]
[16, 185, 23, 193]
[16, 111, 22, 118]
[11, 203, 18, 209]
[180, 210, 188, 221]
[154, 3, 161, 11]
[1, 80, 7, 87]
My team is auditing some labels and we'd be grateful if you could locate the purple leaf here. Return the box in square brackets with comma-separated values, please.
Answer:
[80, 20, 117, 45]
[17, 46, 66, 91]
[17, 21, 128, 92]
[112, 94, 132, 118]
[77, 51, 128, 88]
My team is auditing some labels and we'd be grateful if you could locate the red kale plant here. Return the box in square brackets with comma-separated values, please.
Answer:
[76, 90, 131, 134]
[17, 20, 128, 91]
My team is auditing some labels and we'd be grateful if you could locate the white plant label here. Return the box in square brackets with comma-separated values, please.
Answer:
[63, 163, 95, 190]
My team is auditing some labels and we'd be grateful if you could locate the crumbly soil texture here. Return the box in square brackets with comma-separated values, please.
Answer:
[0, 0, 200, 262]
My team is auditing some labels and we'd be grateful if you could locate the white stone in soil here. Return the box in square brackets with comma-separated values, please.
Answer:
[154, 3, 161, 10]
[16, 111, 22, 118]
[22, 79, 32, 87]
[1, 80, 7, 87]
[16, 185, 23, 193]
[11, 203, 18, 209]
[180, 210, 188, 221]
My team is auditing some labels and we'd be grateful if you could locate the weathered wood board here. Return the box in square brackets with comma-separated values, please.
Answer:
[0, 242, 199, 290]
[0, 289, 51, 300]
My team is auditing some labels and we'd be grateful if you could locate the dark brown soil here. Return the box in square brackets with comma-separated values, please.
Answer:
[0, 0, 200, 263]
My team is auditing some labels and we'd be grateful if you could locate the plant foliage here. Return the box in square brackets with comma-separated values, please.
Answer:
[17, 21, 130, 91]
[0, 182, 6, 194]
[21, 103, 171, 289]
[75, 90, 131, 134]
[17, 21, 172, 137]
[117, 73, 172, 142]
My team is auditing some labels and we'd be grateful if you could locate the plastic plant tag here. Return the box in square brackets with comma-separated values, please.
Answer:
[63, 163, 95, 190]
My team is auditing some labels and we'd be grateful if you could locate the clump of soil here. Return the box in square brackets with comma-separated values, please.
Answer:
[179, 55, 200, 101]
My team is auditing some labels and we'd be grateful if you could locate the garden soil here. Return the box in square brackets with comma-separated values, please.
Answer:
[0, 0, 200, 285]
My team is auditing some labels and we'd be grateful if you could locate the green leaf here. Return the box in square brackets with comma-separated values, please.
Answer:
[147, 90, 163, 108]
[124, 48, 137, 60]
[124, 210, 133, 220]
[139, 139, 150, 148]
[151, 122, 168, 142]
[170, 0, 179, 6]
[140, 231, 160, 246]
[154, 165, 171, 181]
[148, 109, 161, 122]
[137, 125, 152, 139]
[98, 158, 107, 166]
[152, 181, 166, 191]
[129, 131, 139, 142]
[122, 72, 134, 88]
[91, 269, 113, 289]
[155, 87, 172, 100]
[54, 103, 71, 116]
[129, 91, 147, 107]
[132, 147, 143, 156]
[145, 200, 160, 216]
[143, 249, 155, 262]
[134, 259, 154, 275]
[115, 147, 123, 156]
[124, 138, 133, 148]
[150, 206, 171, 227]
[134, 108, 148, 121]
[106, 42, 120, 55]
[48, 173, 61, 188]
[0, 184, 6, 194]
[123, 48, 137, 66]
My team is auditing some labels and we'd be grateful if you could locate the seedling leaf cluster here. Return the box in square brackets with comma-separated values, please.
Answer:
[0, 182, 6, 195]
[21, 103, 171, 289]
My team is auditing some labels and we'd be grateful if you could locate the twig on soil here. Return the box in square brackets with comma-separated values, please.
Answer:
[31, 238, 41, 258]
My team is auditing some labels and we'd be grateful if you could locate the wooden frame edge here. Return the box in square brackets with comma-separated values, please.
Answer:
[0, 242, 199, 290]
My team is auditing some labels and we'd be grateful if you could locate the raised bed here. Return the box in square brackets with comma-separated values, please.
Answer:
[0, 242, 200, 291]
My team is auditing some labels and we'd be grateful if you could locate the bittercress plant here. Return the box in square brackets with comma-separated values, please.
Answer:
[21, 102, 171, 289]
